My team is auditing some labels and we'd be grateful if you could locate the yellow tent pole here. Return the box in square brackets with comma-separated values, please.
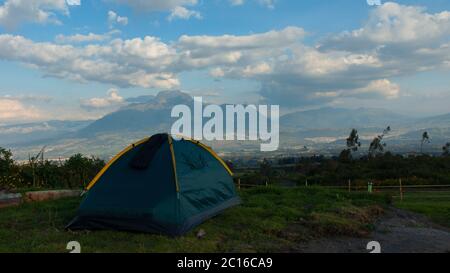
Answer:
[168, 135, 180, 192]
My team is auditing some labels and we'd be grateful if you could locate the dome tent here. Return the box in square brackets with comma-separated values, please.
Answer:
[66, 133, 240, 236]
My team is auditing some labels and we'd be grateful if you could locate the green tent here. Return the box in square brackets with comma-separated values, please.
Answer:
[66, 133, 240, 236]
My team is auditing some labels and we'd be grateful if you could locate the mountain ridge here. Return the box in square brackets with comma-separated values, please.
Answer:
[2, 90, 450, 159]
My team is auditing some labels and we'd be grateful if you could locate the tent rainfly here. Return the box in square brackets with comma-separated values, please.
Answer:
[66, 133, 240, 236]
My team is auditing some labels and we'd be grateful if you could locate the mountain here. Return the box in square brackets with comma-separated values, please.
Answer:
[3, 90, 450, 159]
[414, 113, 450, 129]
[281, 107, 411, 131]
[125, 95, 155, 104]
[78, 90, 192, 136]
[0, 120, 92, 146]
[87, 98, 413, 138]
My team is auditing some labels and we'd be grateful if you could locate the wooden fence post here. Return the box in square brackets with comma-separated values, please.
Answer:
[238, 178, 241, 191]
[399, 178, 403, 201]
[348, 179, 351, 192]
[305, 179, 308, 187]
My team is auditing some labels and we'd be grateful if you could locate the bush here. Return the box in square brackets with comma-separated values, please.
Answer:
[271, 154, 450, 186]
[0, 148, 16, 191]
[0, 148, 105, 190]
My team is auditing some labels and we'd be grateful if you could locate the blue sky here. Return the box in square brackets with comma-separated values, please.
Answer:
[1, 0, 450, 123]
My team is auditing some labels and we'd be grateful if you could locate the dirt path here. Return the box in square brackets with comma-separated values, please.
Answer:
[295, 207, 450, 253]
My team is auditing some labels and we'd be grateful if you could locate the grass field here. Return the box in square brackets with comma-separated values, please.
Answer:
[0, 187, 389, 253]
[394, 191, 450, 228]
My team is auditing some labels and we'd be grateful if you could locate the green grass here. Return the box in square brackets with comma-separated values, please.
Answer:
[0, 187, 389, 253]
[394, 191, 450, 228]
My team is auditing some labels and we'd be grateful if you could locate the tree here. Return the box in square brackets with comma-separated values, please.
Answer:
[0, 147, 14, 171]
[338, 149, 352, 163]
[0, 147, 14, 175]
[65, 154, 93, 188]
[443, 143, 450, 156]
[347, 129, 361, 152]
[0, 147, 15, 191]
[339, 129, 361, 162]
[420, 131, 431, 154]
[369, 137, 384, 156]
[369, 126, 391, 157]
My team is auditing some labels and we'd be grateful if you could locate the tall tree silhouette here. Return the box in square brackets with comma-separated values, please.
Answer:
[443, 143, 450, 156]
[339, 129, 361, 162]
[0, 147, 14, 176]
[369, 126, 391, 157]
[347, 129, 361, 152]
[420, 131, 430, 154]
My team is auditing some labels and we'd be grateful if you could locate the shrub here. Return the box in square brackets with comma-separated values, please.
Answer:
[0, 147, 105, 190]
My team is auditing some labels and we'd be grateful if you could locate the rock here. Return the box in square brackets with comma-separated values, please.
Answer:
[0, 190, 82, 208]
[24, 190, 81, 202]
[0, 192, 22, 208]
[196, 229, 207, 239]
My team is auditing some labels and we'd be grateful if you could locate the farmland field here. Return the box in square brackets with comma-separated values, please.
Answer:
[0, 187, 388, 253]
[394, 191, 450, 228]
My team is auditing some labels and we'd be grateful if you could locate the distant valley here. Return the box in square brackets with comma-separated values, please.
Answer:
[1, 91, 449, 160]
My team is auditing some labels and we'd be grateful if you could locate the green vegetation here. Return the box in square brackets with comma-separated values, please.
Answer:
[1, 144, 449, 252]
[395, 191, 450, 228]
[368, 126, 391, 157]
[3, 140, 450, 191]
[238, 154, 450, 188]
[0, 147, 104, 190]
[0, 187, 389, 253]
[443, 143, 450, 156]
[235, 130, 450, 189]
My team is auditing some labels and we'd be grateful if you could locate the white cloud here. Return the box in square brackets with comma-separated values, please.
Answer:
[1, 2, 450, 109]
[111, 0, 202, 22]
[0, 0, 70, 29]
[242, 62, 272, 77]
[0, 94, 53, 102]
[108, 10, 128, 27]
[80, 88, 125, 110]
[66, 0, 80, 6]
[313, 79, 400, 100]
[352, 79, 400, 99]
[55, 30, 120, 43]
[0, 27, 305, 94]
[175, 27, 305, 69]
[254, 3, 450, 106]
[0, 28, 303, 90]
[0, 25, 417, 105]
[209, 67, 225, 78]
[321, 2, 450, 50]
[256, 44, 405, 106]
[0, 98, 42, 122]
[0, 123, 53, 135]
[0, 34, 180, 89]
[177, 26, 305, 50]
[168, 6, 202, 21]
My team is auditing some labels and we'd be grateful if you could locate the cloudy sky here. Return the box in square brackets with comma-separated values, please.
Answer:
[1, 0, 450, 123]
